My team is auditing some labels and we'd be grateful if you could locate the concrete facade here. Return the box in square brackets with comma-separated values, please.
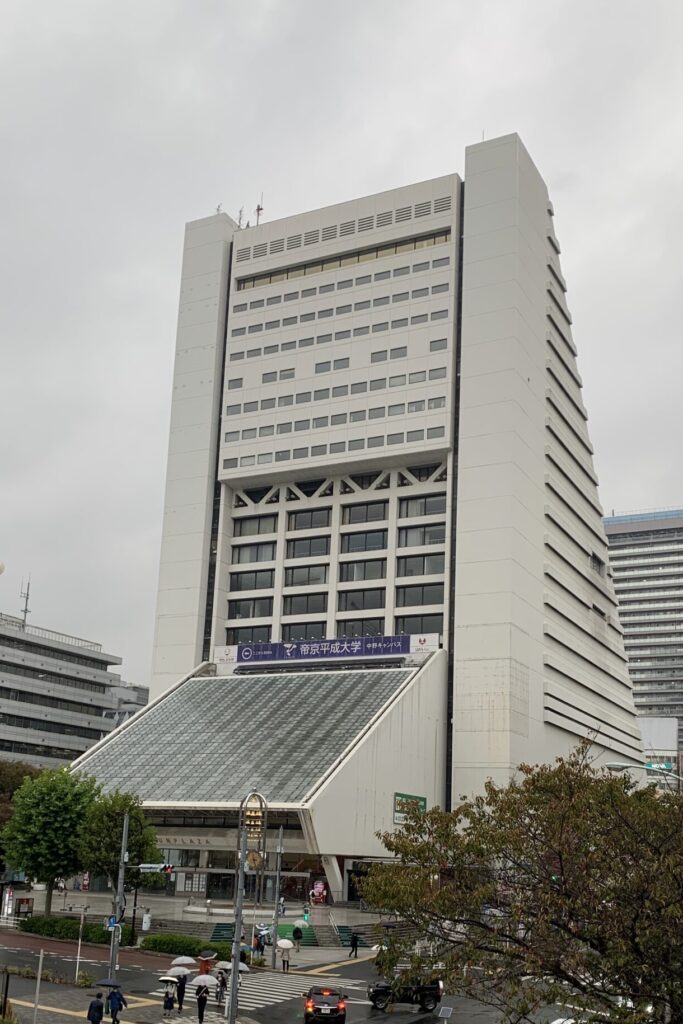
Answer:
[150, 133, 643, 801]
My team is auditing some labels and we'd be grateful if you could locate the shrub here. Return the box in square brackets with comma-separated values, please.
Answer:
[139, 935, 234, 959]
[18, 916, 132, 946]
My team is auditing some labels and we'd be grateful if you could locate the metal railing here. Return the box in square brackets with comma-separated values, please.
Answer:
[0, 613, 102, 651]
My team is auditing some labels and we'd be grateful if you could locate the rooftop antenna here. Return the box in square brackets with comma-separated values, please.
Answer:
[237, 206, 244, 229]
[19, 575, 31, 630]
[216, 203, 222, 214]
[255, 193, 264, 226]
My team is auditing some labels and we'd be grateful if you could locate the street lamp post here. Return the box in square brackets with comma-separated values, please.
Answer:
[605, 761, 683, 793]
[228, 792, 267, 1024]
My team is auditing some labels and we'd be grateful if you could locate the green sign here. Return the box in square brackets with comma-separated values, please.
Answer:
[393, 792, 427, 825]
[646, 762, 673, 771]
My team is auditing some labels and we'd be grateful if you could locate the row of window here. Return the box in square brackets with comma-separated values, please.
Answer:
[230, 306, 450, 348]
[228, 583, 444, 619]
[225, 379, 447, 417]
[229, 331, 448, 363]
[0, 684, 108, 719]
[235, 231, 451, 291]
[227, 613, 444, 643]
[0, 658, 108, 695]
[231, 284, 450, 337]
[224, 397, 447, 443]
[0, 711, 104, 741]
[231, 523, 446, 562]
[223, 426, 446, 470]
[232, 495, 446, 536]
[229, 552, 445, 591]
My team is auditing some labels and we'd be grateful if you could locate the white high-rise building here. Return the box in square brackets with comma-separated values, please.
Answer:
[148, 132, 641, 802]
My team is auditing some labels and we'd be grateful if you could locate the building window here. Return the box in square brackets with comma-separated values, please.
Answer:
[428, 397, 446, 410]
[342, 501, 387, 525]
[262, 371, 276, 383]
[232, 542, 276, 564]
[395, 614, 443, 636]
[331, 415, 347, 426]
[398, 524, 445, 547]
[227, 626, 271, 644]
[396, 583, 444, 607]
[282, 621, 327, 641]
[351, 382, 367, 394]
[591, 552, 606, 575]
[399, 494, 447, 518]
[277, 422, 292, 434]
[391, 346, 407, 359]
[283, 593, 328, 615]
[371, 351, 387, 363]
[397, 553, 445, 577]
[233, 514, 278, 537]
[339, 559, 386, 582]
[336, 618, 384, 638]
[286, 536, 330, 558]
[429, 367, 447, 380]
[427, 426, 445, 438]
[338, 588, 385, 611]
[350, 410, 366, 422]
[285, 564, 328, 587]
[227, 378, 243, 390]
[408, 400, 425, 413]
[316, 361, 331, 374]
[228, 597, 274, 619]
[229, 570, 275, 591]
[289, 508, 330, 531]
[430, 338, 447, 351]
[341, 530, 387, 553]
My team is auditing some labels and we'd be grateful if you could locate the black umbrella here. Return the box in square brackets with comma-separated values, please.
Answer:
[96, 979, 120, 987]
[198, 950, 217, 960]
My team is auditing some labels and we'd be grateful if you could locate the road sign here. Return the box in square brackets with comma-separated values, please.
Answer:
[138, 863, 167, 873]
[107, 915, 117, 930]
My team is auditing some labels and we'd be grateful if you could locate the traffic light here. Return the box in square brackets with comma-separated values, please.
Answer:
[303, 903, 310, 922]
[162, 864, 174, 874]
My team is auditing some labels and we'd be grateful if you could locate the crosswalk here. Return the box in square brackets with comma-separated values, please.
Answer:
[149, 972, 364, 1015]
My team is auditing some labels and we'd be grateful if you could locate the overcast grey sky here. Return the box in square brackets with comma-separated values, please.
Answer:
[1, 0, 682, 685]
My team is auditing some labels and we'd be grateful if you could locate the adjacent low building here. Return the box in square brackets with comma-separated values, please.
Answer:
[0, 611, 140, 768]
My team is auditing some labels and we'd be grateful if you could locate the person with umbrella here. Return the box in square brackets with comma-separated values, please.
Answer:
[195, 979, 210, 1024]
[159, 977, 176, 1018]
[176, 972, 187, 1013]
[292, 924, 303, 953]
[108, 986, 127, 1024]
[277, 938, 293, 972]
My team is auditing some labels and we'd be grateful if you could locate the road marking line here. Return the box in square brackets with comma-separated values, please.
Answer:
[303, 953, 376, 974]
[11, 997, 157, 1019]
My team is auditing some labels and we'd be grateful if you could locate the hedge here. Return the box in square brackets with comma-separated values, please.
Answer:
[140, 934, 232, 959]
[19, 915, 133, 946]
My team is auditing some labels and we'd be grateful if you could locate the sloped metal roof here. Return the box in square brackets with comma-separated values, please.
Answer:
[75, 668, 414, 804]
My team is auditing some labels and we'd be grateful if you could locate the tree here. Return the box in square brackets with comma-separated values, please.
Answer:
[2, 769, 99, 915]
[362, 745, 683, 1024]
[79, 790, 160, 892]
[0, 760, 40, 873]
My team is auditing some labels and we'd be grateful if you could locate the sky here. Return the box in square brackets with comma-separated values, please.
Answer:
[1, 0, 682, 686]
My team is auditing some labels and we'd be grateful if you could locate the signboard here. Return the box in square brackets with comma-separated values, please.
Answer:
[393, 792, 427, 825]
[107, 915, 117, 931]
[215, 634, 439, 667]
[646, 762, 673, 771]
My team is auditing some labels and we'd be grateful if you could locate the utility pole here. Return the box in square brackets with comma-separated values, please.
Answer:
[109, 812, 129, 980]
[228, 828, 247, 1024]
[271, 826, 284, 969]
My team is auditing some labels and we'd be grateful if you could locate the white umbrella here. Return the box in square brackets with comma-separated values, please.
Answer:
[171, 956, 197, 967]
[214, 961, 231, 970]
[159, 976, 179, 985]
[189, 975, 219, 989]
[277, 938, 294, 949]
[227, 963, 250, 973]
[293, 919, 310, 928]
[166, 966, 192, 977]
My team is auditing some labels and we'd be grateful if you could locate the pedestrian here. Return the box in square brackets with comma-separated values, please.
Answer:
[87, 992, 104, 1024]
[349, 930, 359, 958]
[195, 981, 209, 1024]
[280, 945, 290, 973]
[108, 986, 127, 1024]
[292, 924, 303, 953]
[216, 970, 227, 1005]
[162, 981, 175, 1018]
[176, 974, 187, 1012]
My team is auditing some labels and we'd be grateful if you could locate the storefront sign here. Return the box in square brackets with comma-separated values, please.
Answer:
[393, 792, 427, 824]
[215, 634, 439, 666]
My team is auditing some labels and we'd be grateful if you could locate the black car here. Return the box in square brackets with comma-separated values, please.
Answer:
[367, 977, 444, 1012]
[303, 986, 348, 1024]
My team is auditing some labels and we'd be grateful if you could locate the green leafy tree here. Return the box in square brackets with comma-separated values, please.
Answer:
[79, 790, 160, 891]
[363, 745, 683, 1024]
[0, 761, 40, 873]
[2, 769, 99, 915]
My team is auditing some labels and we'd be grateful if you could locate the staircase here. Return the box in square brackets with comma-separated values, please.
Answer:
[312, 924, 341, 947]
[210, 923, 235, 943]
[338, 925, 372, 949]
[150, 918, 216, 940]
[277, 923, 318, 947]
